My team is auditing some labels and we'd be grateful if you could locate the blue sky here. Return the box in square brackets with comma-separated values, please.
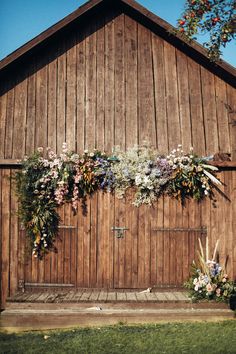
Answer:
[0, 0, 235, 67]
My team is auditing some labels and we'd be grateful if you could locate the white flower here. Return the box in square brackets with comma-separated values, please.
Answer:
[135, 175, 142, 186]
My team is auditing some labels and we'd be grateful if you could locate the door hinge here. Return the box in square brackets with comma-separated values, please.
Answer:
[152, 227, 207, 233]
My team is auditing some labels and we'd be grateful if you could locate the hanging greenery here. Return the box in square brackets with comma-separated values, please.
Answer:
[15, 144, 222, 258]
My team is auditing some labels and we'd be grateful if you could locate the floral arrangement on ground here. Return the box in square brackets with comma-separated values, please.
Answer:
[184, 239, 236, 302]
[15, 143, 222, 258]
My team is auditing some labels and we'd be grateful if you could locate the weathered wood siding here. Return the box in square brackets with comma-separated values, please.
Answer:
[1, 170, 236, 307]
[0, 13, 235, 158]
[0, 10, 236, 308]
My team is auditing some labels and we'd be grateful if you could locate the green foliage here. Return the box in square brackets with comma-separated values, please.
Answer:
[177, 0, 235, 61]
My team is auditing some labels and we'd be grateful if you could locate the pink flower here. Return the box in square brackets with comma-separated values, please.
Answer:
[206, 283, 213, 293]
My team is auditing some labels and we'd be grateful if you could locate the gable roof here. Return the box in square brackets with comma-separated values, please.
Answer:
[0, 0, 235, 87]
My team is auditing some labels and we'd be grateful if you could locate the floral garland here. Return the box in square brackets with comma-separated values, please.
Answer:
[15, 144, 222, 258]
[184, 240, 236, 302]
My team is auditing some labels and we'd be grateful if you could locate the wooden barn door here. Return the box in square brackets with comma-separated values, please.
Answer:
[23, 194, 207, 289]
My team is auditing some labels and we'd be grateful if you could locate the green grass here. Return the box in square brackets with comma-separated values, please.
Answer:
[0, 321, 236, 354]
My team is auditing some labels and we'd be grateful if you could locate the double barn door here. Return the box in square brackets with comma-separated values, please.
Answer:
[23, 193, 206, 289]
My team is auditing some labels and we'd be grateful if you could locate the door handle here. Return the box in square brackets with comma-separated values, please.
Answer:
[111, 227, 129, 238]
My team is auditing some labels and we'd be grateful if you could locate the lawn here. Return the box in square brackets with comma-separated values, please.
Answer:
[0, 321, 236, 354]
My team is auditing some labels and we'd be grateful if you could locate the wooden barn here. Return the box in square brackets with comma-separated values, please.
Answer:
[0, 0, 236, 310]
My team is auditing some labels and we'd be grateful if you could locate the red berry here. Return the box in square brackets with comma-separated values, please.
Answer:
[180, 28, 185, 33]
[179, 20, 186, 26]
[213, 17, 220, 22]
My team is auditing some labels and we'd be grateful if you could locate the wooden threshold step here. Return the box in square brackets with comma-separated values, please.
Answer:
[5, 300, 229, 311]
[1, 308, 234, 332]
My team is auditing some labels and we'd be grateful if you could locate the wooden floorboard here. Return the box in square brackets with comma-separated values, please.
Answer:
[7, 289, 192, 304]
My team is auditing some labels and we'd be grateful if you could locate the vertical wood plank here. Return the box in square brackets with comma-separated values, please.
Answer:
[164, 42, 181, 149]
[57, 44, 66, 152]
[155, 196, 164, 285]
[176, 50, 192, 151]
[76, 32, 86, 153]
[152, 34, 168, 154]
[96, 17, 105, 151]
[187, 58, 206, 156]
[125, 191, 138, 288]
[0, 94, 7, 158]
[1, 169, 10, 307]
[57, 206, 65, 284]
[96, 192, 104, 287]
[25, 67, 36, 155]
[125, 15, 138, 148]
[66, 36, 77, 151]
[12, 78, 28, 158]
[70, 206, 77, 286]
[226, 84, 236, 160]
[137, 204, 146, 287]
[175, 200, 184, 286]
[4, 88, 15, 158]
[114, 14, 126, 149]
[76, 200, 84, 287]
[108, 193, 115, 289]
[104, 14, 115, 153]
[83, 198, 91, 287]
[144, 204, 151, 288]
[201, 68, 219, 154]
[215, 77, 230, 153]
[222, 171, 233, 277]
[163, 197, 170, 285]
[182, 199, 190, 282]
[9, 171, 18, 295]
[114, 196, 126, 288]
[138, 24, 156, 146]
[150, 202, 158, 286]
[169, 199, 177, 285]
[17, 229, 26, 291]
[63, 204, 71, 284]
[35, 64, 47, 150]
[85, 23, 97, 150]
[90, 193, 98, 287]
[47, 52, 57, 152]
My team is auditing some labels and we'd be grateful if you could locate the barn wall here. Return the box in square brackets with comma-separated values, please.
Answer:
[1, 169, 236, 308]
[0, 12, 235, 159]
[0, 10, 236, 309]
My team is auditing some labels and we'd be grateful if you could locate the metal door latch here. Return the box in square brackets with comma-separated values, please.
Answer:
[111, 226, 129, 238]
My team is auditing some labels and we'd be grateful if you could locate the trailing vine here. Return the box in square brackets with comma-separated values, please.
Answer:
[15, 144, 222, 258]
